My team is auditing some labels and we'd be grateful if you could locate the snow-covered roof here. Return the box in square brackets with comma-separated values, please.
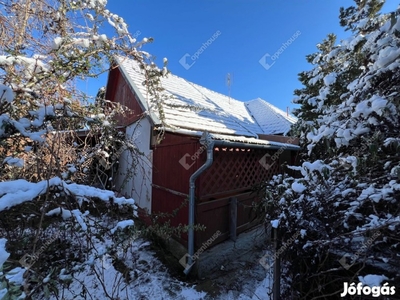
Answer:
[245, 98, 298, 135]
[115, 56, 297, 138]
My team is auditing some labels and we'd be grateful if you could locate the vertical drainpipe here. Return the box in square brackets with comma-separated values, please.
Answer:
[184, 133, 214, 275]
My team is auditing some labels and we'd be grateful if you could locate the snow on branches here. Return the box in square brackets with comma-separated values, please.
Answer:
[0, 0, 165, 298]
[265, 1, 400, 298]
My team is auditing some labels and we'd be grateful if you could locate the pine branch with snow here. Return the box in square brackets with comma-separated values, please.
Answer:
[261, 1, 400, 298]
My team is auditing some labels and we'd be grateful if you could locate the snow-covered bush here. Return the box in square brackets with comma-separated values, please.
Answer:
[262, 1, 400, 298]
[0, 0, 168, 298]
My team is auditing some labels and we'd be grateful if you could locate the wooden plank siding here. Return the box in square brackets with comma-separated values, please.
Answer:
[195, 192, 262, 249]
[151, 132, 205, 244]
[151, 132, 289, 250]
[105, 67, 145, 126]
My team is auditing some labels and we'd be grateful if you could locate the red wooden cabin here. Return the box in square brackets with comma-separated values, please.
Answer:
[105, 56, 299, 267]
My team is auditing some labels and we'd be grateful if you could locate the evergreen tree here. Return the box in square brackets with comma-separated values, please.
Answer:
[264, 1, 400, 298]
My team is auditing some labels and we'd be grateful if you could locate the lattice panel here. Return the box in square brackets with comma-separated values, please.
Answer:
[198, 147, 281, 198]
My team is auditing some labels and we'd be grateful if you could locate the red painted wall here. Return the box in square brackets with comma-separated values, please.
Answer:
[151, 132, 283, 248]
[105, 67, 145, 126]
[151, 133, 206, 243]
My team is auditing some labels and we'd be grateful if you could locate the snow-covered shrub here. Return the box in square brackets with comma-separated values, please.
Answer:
[0, 176, 140, 298]
[0, 0, 168, 298]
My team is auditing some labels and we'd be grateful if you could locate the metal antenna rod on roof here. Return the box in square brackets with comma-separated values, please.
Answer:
[226, 73, 232, 104]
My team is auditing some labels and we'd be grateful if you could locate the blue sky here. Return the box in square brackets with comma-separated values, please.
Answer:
[80, 0, 398, 113]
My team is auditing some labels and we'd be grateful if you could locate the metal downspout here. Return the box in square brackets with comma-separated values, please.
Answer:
[184, 133, 214, 275]
[183, 132, 299, 274]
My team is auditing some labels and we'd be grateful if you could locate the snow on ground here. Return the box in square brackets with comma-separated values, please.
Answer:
[37, 238, 206, 300]
[358, 274, 388, 287]
[40, 237, 272, 300]
[0, 178, 272, 299]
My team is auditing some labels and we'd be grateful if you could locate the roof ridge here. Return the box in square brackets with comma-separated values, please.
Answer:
[244, 101, 265, 135]
[248, 98, 297, 122]
[264, 101, 297, 123]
